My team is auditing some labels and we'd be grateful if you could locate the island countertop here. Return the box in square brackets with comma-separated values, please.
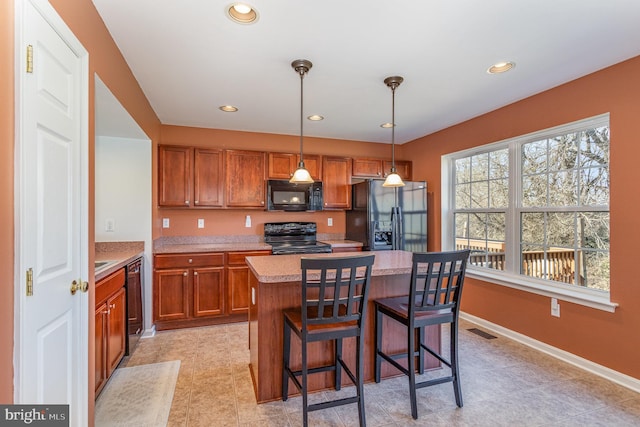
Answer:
[246, 250, 414, 283]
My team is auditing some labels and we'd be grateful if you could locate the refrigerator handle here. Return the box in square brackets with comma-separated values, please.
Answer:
[391, 206, 403, 250]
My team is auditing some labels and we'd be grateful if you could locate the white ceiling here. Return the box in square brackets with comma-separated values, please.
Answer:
[91, 0, 640, 144]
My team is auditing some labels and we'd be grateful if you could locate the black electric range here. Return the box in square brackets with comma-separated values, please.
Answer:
[264, 222, 332, 255]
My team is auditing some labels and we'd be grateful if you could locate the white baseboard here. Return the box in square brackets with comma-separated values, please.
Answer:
[140, 325, 156, 339]
[460, 312, 640, 393]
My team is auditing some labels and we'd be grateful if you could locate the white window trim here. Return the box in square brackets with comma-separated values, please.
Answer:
[441, 113, 617, 312]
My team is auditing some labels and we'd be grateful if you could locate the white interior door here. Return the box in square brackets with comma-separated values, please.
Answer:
[16, 0, 88, 425]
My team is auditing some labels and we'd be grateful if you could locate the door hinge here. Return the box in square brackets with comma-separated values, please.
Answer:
[26, 268, 33, 296]
[26, 45, 33, 73]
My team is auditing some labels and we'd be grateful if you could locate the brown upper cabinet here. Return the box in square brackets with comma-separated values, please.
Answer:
[158, 145, 224, 207]
[352, 157, 413, 181]
[382, 160, 412, 181]
[158, 145, 191, 207]
[322, 156, 352, 209]
[225, 150, 266, 208]
[267, 152, 322, 181]
[352, 158, 384, 178]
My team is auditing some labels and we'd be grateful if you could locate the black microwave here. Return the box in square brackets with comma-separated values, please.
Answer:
[266, 180, 323, 211]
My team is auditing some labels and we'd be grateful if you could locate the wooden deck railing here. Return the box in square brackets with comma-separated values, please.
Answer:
[456, 239, 584, 285]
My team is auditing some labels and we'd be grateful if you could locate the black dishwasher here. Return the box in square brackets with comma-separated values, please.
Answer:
[126, 258, 143, 353]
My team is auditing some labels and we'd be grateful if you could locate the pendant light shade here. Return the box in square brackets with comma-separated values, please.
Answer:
[383, 76, 405, 188]
[290, 59, 314, 184]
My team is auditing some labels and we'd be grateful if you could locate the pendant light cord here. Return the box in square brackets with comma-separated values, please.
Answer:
[391, 84, 396, 170]
[299, 69, 305, 165]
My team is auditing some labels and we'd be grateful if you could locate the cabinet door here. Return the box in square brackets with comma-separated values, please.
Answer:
[154, 268, 190, 321]
[158, 145, 192, 207]
[94, 303, 107, 394]
[226, 266, 249, 314]
[322, 156, 352, 209]
[194, 148, 224, 207]
[193, 267, 225, 317]
[353, 158, 384, 178]
[268, 152, 296, 179]
[383, 160, 412, 180]
[107, 287, 126, 376]
[296, 153, 322, 181]
[225, 150, 266, 207]
[226, 251, 270, 315]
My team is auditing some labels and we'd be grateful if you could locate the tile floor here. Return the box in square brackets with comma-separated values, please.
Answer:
[120, 319, 640, 426]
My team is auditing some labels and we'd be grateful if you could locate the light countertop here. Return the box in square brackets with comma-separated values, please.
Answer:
[95, 241, 144, 281]
[246, 250, 413, 283]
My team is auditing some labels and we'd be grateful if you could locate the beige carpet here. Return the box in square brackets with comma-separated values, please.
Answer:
[95, 360, 180, 427]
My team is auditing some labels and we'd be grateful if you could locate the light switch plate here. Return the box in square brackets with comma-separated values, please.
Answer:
[328, 217, 333, 226]
[105, 218, 115, 232]
[198, 218, 205, 228]
[162, 218, 170, 228]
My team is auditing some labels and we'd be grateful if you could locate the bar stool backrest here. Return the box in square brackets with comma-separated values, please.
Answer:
[409, 250, 470, 316]
[300, 255, 376, 329]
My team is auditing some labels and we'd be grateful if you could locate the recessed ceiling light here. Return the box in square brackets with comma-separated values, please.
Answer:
[487, 61, 516, 74]
[219, 105, 238, 112]
[307, 115, 324, 121]
[226, 3, 259, 24]
[380, 122, 395, 128]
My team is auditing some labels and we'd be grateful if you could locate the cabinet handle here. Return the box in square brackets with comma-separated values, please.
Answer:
[101, 310, 109, 315]
[195, 200, 199, 205]
[261, 201, 264, 205]
[194, 271, 198, 277]
[185, 200, 189, 205]
[183, 272, 188, 276]
[110, 303, 115, 309]
[188, 258, 193, 263]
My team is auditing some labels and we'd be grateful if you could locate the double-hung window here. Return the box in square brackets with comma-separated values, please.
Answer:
[442, 114, 613, 311]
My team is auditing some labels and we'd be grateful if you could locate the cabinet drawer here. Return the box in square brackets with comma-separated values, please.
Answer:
[96, 268, 126, 306]
[227, 251, 271, 266]
[154, 253, 224, 269]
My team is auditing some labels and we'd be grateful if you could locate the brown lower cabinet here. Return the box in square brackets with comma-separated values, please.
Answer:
[95, 269, 126, 396]
[153, 250, 270, 330]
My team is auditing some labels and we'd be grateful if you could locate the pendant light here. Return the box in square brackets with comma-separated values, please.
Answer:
[289, 59, 314, 184]
[382, 76, 405, 187]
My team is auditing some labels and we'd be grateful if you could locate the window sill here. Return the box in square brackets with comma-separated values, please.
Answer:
[466, 267, 618, 313]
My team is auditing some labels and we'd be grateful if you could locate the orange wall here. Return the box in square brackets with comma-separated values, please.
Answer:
[0, 0, 15, 404]
[157, 125, 393, 238]
[404, 56, 640, 380]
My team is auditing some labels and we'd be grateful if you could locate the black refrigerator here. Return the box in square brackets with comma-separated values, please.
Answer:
[346, 179, 427, 252]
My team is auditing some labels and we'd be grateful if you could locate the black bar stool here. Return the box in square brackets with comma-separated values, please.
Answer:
[282, 254, 375, 427]
[374, 250, 470, 419]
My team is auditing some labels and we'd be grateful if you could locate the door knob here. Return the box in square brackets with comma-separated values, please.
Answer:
[70, 279, 89, 295]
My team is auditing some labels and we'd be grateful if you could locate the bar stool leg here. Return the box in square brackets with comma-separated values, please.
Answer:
[374, 306, 382, 383]
[282, 321, 291, 401]
[302, 336, 309, 427]
[451, 320, 463, 407]
[335, 338, 342, 391]
[356, 334, 366, 427]
[407, 323, 418, 419]
[417, 327, 425, 375]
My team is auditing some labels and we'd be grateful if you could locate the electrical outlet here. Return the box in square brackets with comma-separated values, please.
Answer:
[198, 218, 205, 228]
[105, 218, 115, 232]
[162, 218, 170, 228]
[245, 215, 251, 228]
[551, 298, 560, 317]
[328, 217, 333, 226]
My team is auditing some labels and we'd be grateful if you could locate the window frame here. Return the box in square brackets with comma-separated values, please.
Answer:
[441, 114, 617, 312]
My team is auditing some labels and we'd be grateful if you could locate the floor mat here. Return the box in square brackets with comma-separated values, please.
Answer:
[95, 360, 180, 427]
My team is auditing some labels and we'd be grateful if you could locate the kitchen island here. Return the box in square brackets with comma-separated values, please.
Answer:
[246, 250, 441, 403]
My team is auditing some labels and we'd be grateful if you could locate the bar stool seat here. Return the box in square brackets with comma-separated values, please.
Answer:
[282, 254, 375, 427]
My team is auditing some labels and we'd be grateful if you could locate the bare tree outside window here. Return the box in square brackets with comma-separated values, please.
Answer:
[453, 121, 609, 292]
